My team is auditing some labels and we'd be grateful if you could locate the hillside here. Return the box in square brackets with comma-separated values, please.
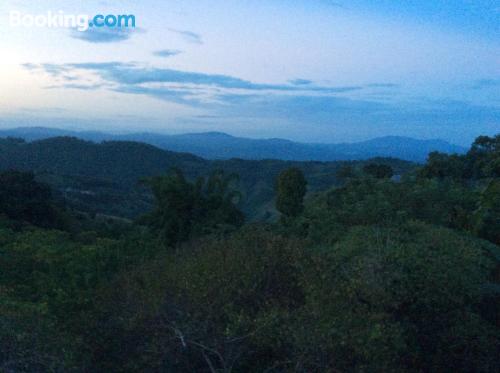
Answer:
[0, 136, 415, 220]
[0, 127, 466, 162]
[1, 134, 498, 372]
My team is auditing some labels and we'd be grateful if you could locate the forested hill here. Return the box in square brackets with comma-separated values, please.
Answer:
[0, 134, 498, 372]
[0, 136, 208, 186]
[0, 136, 415, 219]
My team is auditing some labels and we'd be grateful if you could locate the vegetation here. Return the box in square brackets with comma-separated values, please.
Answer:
[275, 168, 307, 218]
[0, 170, 66, 229]
[0, 134, 498, 372]
[362, 163, 394, 179]
[0, 136, 415, 220]
[141, 169, 244, 247]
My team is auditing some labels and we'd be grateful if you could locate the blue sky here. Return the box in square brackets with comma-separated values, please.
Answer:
[0, 0, 498, 145]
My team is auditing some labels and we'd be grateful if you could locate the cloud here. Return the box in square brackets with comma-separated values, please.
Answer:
[18, 107, 68, 114]
[289, 79, 313, 86]
[112, 85, 193, 105]
[41, 63, 72, 77]
[168, 28, 203, 44]
[21, 63, 38, 70]
[69, 27, 138, 43]
[55, 83, 106, 90]
[21, 61, 370, 111]
[28, 62, 362, 95]
[365, 83, 399, 88]
[153, 49, 183, 58]
[15, 62, 499, 145]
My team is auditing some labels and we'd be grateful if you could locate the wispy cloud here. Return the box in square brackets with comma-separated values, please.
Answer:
[18, 107, 68, 114]
[112, 85, 192, 105]
[21, 63, 38, 70]
[40, 63, 72, 77]
[21, 61, 372, 110]
[365, 83, 399, 88]
[24, 62, 362, 96]
[289, 79, 313, 86]
[69, 28, 138, 43]
[16, 61, 500, 145]
[52, 83, 106, 90]
[153, 49, 183, 58]
[168, 28, 203, 44]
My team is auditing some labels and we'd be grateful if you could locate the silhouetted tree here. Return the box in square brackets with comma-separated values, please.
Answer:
[0, 170, 63, 228]
[276, 168, 307, 218]
[363, 163, 394, 179]
[143, 168, 244, 246]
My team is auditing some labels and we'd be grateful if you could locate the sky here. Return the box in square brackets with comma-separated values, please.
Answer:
[0, 0, 498, 145]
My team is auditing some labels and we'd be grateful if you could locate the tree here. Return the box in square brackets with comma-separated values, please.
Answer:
[143, 169, 244, 247]
[336, 164, 355, 182]
[145, 168, 195, 246]
[419, 134, 499, 180]
[468, 134, 500, 178]
[474, 179, 500, 244]
[0, 170, 64, 228]
[275, 168, 307, 218]
[362, 163, 394, 179]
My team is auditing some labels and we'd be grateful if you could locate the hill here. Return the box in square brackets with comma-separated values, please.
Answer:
[0, 127, 466, 162]
[0, 136, 415, 220]
[0, 134, 498, 372]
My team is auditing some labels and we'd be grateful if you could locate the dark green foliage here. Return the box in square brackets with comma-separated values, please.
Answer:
[299, 223, 499, 372]
[336, 164, 355, 181]
[82, 224, 499, 372]
[420, 151, 466, 179]
[143, 169, 244, 246]
[363, 163, 394, 178]
[0, 222, 159, 371]
[468, 134, 500, 178]
[276, 167, 307, 218]
[333, 178, 476, 228]
[0, 136, 416, 220]
[420, 134, 499, 180]
[0, 134, 498, 372]
[474, 179, 500, 244]
[0, 300, 67, 372]
[416, 134, 500, 244]
[0, 170, 65, 229]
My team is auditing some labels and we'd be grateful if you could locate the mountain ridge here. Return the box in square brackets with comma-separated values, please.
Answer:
[0, 126, 467, 162]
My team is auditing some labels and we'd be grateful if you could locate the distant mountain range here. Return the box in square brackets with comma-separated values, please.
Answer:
[0, 127, 467, 162]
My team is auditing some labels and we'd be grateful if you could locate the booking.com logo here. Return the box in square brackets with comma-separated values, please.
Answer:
[9, 11, 136, 32]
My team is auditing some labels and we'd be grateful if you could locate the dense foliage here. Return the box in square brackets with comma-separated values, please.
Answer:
[275, 168, 307, 218]
[0, 136, 415, 220]
[0, 134, 498, 372]
[0, 170, 65, 229]
[142, 169, 244, 246]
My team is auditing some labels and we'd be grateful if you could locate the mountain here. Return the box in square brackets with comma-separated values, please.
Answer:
[0, 127, 466, 162]
[0, 136, 415, 220]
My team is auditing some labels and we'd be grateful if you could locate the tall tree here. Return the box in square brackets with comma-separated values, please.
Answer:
[143, 169, 244, 247]
[275, 168, 307, 218]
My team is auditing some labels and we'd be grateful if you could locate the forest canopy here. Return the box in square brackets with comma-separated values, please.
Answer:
[0, 134, 498, 372]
